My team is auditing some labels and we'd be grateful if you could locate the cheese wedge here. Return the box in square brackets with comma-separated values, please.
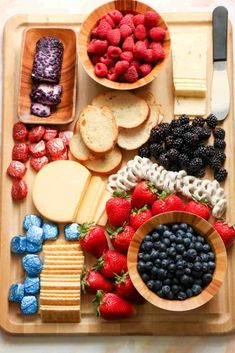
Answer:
[94, 189, 111, 226]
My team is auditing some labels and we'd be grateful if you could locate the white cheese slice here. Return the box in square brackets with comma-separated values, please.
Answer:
[174, 96, 207, 116]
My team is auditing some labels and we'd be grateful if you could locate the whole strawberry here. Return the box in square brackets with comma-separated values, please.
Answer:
[82, 269, 113, 294]
[107, 225, 135, 254]
[151, 199, 167, 216]
[165, 194, 184, 212]
[94, 250, 127, 279]
[94, 290, 135, 320]
[214, 220, 235, 247]
[106, 191, 131, 227]
[79, 224, 109, 258]
[184, 200, 210, 220]
[131, 181, 157, 208]
[130, 206, 152, 230]
[114, 272, 145, 304]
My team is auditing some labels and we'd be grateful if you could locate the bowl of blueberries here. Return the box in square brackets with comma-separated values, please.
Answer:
[128, 211, 227, 311]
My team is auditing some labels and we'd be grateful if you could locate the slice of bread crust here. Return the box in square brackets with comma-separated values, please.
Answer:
[69, 129, 96, 162]
[82, 147, 122, 175]
[92, 91, 149, 129]
[79, 105, 118, 154]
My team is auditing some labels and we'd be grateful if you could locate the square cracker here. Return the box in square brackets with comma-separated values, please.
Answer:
[40, 297, 80, 305]
[40, 305, 81, 323]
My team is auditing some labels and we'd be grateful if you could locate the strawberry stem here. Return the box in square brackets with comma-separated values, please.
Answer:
[112, 190, 130, 199]
[93, 290, 105, 316]
[92, 255, 104, 271]
[157, 191, 169, 199]
[114, 272, 128, 284]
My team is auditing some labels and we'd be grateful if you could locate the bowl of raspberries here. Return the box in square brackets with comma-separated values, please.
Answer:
[78, 1, 170, 89]
[127, 211, 227, 311]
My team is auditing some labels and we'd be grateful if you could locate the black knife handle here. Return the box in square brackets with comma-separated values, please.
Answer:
[213, 6, 228, 62]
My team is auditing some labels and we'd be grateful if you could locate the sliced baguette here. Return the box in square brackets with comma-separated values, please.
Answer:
[69, 129, 95, 162]
[92, 91, 149, 129]
[82, 147, 122, 175]
[79, 105, 118, 154]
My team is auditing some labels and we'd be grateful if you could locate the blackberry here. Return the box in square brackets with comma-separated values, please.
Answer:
[192, 127, 206, 140]
[188, 158, 203, 173]
[205, 145, 216, 158]
[209, 157, 222, 170]
[179, 153, 190, 168]
[138, 145, 151, 158]
[181, 145, 194, 158]
[178, 114, 190, 126]
[192, 116, 205, 127]
[167, 148, 180, 161]
[214, 138, 226, 150]
[173, 127, 184, 138]
[193, 146, 207, 159]
[150, 143, 164, 159]
[158, 123, 170, 137]
[172, 138, 183, 150]
[150, 126, 165, 142]
[194, 168, 206, 178]
[215, 150, 226, 163]
[183, 132, 199, 147]
[200, 128, 211, 140]
[158, 153, 170, 169]
[213, 127, 225, 139]
[214, 168, 228, 182]
[170, 119, 181, 130]
[165, 135, 174, 149]
[206, 114, 218, 128]
[183, 124, 194, 133]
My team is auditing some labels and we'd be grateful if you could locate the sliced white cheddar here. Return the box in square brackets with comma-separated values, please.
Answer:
[94, 189, 112, 226]
[32, 161, 91, 223]
[174, 96, 207, 116]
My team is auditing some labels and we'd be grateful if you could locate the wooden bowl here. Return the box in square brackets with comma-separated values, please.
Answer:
[18, 28, 77, 125]
[128, 212, 227, 311]
[78, 0, 170, 90]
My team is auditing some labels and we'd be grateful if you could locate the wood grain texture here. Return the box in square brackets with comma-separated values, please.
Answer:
[18, 27, 77, 124]
[0, 13, 235, 335]
[128, 212, 227, 312]
[78, 0, 171, 90]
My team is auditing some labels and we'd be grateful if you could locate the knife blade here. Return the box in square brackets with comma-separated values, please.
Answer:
[211, 6, 230, 121]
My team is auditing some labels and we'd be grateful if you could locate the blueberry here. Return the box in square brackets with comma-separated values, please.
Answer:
[191, 270, 203, 278]
[177, 291, 187, 300]
[155, 225, 165, 233]
[165, 291, 174, 300]
[186, 249, 197, 261]
[187, 262, 194, 269]
[184, 267, 192, 275]
[167, 247, 177, 257]
[172, 285, 180, 293]
[172, 224, 180, 232]
[140, 243, 146, 251]
[137, 261, 146, 273]
[145, 261, 153, 271]
[157, 268, 166, 280]
[138, 253, 144, 260]
[145, 241, 153, 251]
[208, 252, 215, 261]
[179, 223, 188, 231]
[159, 243, 166, 252]
[143, 253, 151, 262]
[186, 288, 193, 298]
[202, 273, 213, 284]
[175, 254, 183, 261]
[175, 236, 184, 244]
[192, 284, 202, 295]
[144, 235, 153, 242]
[197, 235, 205, 243]
[200, 253, 209, 262]
[202, 262, 208, 272]
[152, 232, 160, 241]
[194, 279, 203, 286]
[159, 252, 167, 260]
[170, 234, 177, 242]
[168, 263, 176, 272]
[163, 230, 172, 238]
[163, 238, 171, 246]
[163, 278, 172, 286]
[186, 232, 193, 239]
[176, 230, 185, 237]
[203, 244, 211, 253]
[155, 280, 162, 291]
[141, 273, 150, 283]
[151, 266, 159, 278]
[154, 241, 161, 251]
[187, 226, 194, 233]
[176, 269, 184, 278]
[162, 285, 171, 295]
[183, 238, 191, 247]
[193, 261, 202, 272]
[176, 244, 185, 254]
[172, 278, 179, 285]
[150, 250, 159, 261]
[157, 290, 164, 298]
[154, 258, 161, 266]
[147, 280, 155, 290]
[194, 242, 203, 252]
[208, 261, 215, 271]
[161, 259, 169, 269]
[176, 260, 186, 270]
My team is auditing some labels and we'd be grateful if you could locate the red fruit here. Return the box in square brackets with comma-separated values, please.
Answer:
[107, 28, 121, 46]
[149, 27, 166, 41]
[13, 122, 28, 142]
[139, 63, 152, 76]
[130, 206, 152, 230]
[29, 140, 46, 158]
[28, 126, 46, 143]
[7, 160, 27, 179]
[12, 143, 30, 163]
[134, 24, 146, 40]
[91, 27, 98, 38]
[214, 220, 235, 247]
[145, 49, 155, 63]
[100, 14, 115, 28]
[95, 63, 108, 77]
[93, 39, 108, 55]
[120, 51, 133, 62]
[108, 10, 123, 24]
[133, 41, 147, 60]
[97, 21, 112, 39]
[144, 11, 160, 28]
[82, 269, 113, 294]
[94, 290, 135, 320]
[151, 199, 167, 216]
[79, 224, 109, 259]
[94, 250, 127, 279]
[87, 39, 96, 53]
[131, 60, 141, 70]
[92, 54, 102, 65]
[114, 60, 129, 76]
[100, 54, 114, 67]
[119, 14, 135, 31]
[11, 179, 28, 200]
[131, 181, 157, 209]
[107, 225, 135, 254]
[114, 272, 145, 304]
[119, 24, 133, 38]
[144, 38, 149, 48]
[165, 194, 184, 212]
[30, 155, 49, 171]
[46, 138, 65, 158]
[107, 46, 122, 58]
[107, 67, 117, 81]
[123, 65, 138, 83]
[152, 42, 165, 60]
[43, 127, 58, 141]
[133, 14, 145, 26]
[51, 147, 68, 161]
[184, 200, 210, 220]
[58, 131, 73, 146]
[106, 191, 131, 227]
[122, 36, 135, 52]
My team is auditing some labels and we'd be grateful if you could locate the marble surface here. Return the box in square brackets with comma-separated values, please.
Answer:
[1, 0, 235, 351]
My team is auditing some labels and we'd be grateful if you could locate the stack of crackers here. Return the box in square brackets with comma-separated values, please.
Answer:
[40, 242, 84, 322]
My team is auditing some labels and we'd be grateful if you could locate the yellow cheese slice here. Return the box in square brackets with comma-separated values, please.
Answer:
[174, 86, 207, 98]
[32, 161, 91, 223]
[174, 96, 207, 116]
[94, 189, 112, 226]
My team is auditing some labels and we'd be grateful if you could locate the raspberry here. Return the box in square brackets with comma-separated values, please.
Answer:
[144, 11, 160, 28]
[123, 65, 138, 83]
[107, 67, 117, 81]
[114, 60, 129, 76]
[152, 42, 165, 60]
[13, 122, 28, 142]
[28, 126, 46, 143]
[29, 140, 46, 158]
[107, 28, 121, 46]
[95, 62, 108, 77]
[144, 38, 149, 48]
[119, 24, 133, 38]
[131, 60, 141, 70]
[100, 14, 115, 28]
[46, 138, 65, 158]
[120, 51, 133, 62]
[108, 10, 123, 24]
[87, 39, 96, 53]
[7, 160, 27, 179]
[134, 24, 147, 40]
[133, 41, 147, 60]
[11, 179, 28, 200]
[100, 54, 114, 67]
[51, 147, 68, 161]
[139, 63, 152, 76]
[122, 36, 135, 52]
[91, 27, 98, 38]
[12, 143, 30, 162]
[119, 14, 135, 31]
[59, 131, 73, 146]
[91, 54, 101, 65]
[107, 46, 122, 58]
[97, 21, 112, 39]
[93, 39, 108, 55]
[133, 14, 145, 26]
[145, 49, 155, 62]
[149, 27, 166, 41]
[30, 156, 49, 172]
[43, 127, 58, 141]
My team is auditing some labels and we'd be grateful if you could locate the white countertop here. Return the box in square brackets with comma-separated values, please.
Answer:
[1, 0, 235, 351]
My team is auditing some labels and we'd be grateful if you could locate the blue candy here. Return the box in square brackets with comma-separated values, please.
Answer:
[42, 222, 59, 240]
[64, 223, 80, 241]
[26, 225, 43, 253]
[20, 296, 38, 315]
[11, 235, 27, 254]
[24, 276, 40, 295]
[22, 254, 43, 276]
[8, 283, 24, 302]
[23, 215, 42, 231]
[26, 242, 42, 254]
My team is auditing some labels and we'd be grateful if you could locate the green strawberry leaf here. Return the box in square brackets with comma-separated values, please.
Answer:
[112, 190, 130, 199]
[114, 272, 128, 284]
[93, 290, 105, 316]
[146, 181, 158, 194]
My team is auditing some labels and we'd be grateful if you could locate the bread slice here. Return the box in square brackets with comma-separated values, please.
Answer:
[69, 129, 95, 162]
[82, 147, 122, 175]
[79, 105, 118, 153]
[92, 91, 149, 129]
[117, 93, 159, 150]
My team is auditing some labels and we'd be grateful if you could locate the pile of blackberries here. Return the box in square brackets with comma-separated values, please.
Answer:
[138, 114, 228, 182]
[137, 223, 215, 300]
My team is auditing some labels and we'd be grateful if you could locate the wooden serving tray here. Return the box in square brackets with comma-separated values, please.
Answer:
[0, 12, 235, 335]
